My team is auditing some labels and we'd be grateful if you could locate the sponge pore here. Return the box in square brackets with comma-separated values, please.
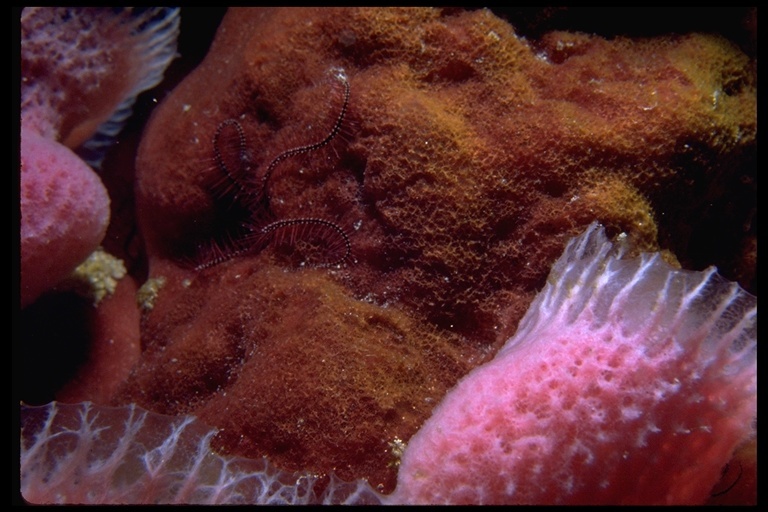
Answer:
[20, 128, 110, 307]
[391, 222, 756, 505]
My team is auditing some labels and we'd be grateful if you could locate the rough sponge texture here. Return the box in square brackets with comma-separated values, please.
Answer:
[136, 8, 756, 345]
[392, 223, 756, 505]
[20, 224, 755, 504]
[20, 401, 383, 504]
[112, 258, 476, 492]
[19, 8, 179, 307]
[123, 7, 755, 495]
[19, 11, 759, 493]
[20, 128, 110, 307]
[21, 7, 180, 150]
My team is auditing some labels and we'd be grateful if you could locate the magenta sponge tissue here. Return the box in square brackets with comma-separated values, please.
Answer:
[19, 8, 180, 306]
[391, 222, 756, 505]
[20, 128, 111, 307]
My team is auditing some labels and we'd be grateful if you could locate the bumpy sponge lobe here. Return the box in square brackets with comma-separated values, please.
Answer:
[392, 222, 756, 505]
[19, 8, 179, 306]
[20, 128, 110, 307]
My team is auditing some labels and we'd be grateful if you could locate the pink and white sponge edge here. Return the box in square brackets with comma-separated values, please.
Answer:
[391, 222, 756, 504]
[19, 7, 180, 307]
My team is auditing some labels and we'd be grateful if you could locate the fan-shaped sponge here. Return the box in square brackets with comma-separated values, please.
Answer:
[391, 222, 756, 505]
[19, 7, 180, 306]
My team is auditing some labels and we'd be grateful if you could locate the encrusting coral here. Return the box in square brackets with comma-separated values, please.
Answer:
[23, 7, 754, 502]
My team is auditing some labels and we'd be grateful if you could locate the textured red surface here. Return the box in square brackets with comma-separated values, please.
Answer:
[56, 277, 142, 404]
[116, 7, 756, 496]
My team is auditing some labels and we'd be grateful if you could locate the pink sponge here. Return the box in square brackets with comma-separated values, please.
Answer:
[18, 224, 756, 504]
[391, 222, 756, 505]
[20, 128, 110, 307]
[21, 8, 181, 154]
[19, 8, 180, 306]
[20, 401, 384, 504]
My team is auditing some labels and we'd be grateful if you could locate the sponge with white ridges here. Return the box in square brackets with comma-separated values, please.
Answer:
[390, 222, 756, 505]
[18, 223, 756, 504]
[20, 401, 384, 505]
[19, 8, 180, 307]
[20, 7, 181, 161]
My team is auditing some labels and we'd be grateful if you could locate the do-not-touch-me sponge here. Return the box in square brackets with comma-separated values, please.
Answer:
[391, 222, 757, 505]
